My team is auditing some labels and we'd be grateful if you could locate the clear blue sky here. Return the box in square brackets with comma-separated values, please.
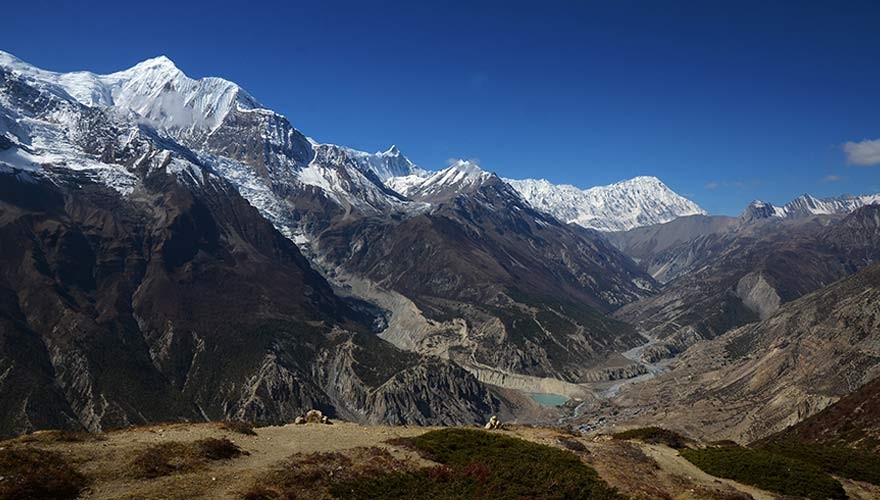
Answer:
[3, 0, 879, 214]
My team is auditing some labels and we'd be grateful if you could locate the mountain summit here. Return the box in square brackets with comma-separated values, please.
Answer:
[506, 175, 706, 232]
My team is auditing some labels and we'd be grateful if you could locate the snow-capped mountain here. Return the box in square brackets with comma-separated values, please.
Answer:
[0, 50, 427, 237]
[390, 160, 493, 201]
[504, 176, 706, 232]
[339, 144, 424, 182]
[0, 51, 260, 136]
[742, 193, 880, 221]
[0, 50, 707, 237]
[0, 51, 660, 390]
[0, 52, 508, 435]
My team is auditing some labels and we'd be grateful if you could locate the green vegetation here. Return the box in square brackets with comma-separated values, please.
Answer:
[331, 429, 623, 499]
[681, 446, 846, 499]
[0, 447, 88, 500]
[128, 437, 245, 478]
[612, 427, 690, 449]
[760, 440, 880, 486]
[246, 429, 621, 500]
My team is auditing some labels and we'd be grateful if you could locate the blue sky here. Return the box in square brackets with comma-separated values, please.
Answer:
[3, 0, 878, 214]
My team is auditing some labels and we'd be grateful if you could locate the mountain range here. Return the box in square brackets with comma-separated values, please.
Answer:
[742, 193, 880, 222]
[0, 51, 668, 434]
[1, 50, 879, 445]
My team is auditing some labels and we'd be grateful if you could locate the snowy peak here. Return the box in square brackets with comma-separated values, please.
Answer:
[335, 144, 420, 182]
[445, 159, 489, 179]
[127, 55, 178, 72]
[0, 50, 115, 107]
[742, 200, 785, 221]
[427, 160, 493, 190]
[506, 175, 706, 232]
[0, 51, 261, 134]
[394, 160, 495, 201]
[742, 193, 880, 221]
[102, 56, 260, 133]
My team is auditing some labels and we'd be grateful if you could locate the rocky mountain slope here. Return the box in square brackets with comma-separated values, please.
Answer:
[506, 175, 706, 232]
[608, 262, 880, 444]
[310, 162, 658, 385]
[0, 55, 509, 438]
[611, 205, 880, 362]
[604, 214, 741, 283]
[0, 50, 672, 435]
[609, 192, 880, 284]
[6, 51, 661, 386]
[758, 375, 880, 453]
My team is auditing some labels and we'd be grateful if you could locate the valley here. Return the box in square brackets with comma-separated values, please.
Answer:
[0, 46, 879, 499]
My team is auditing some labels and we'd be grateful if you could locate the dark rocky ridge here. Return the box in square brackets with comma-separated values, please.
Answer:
[308, 173, 658, 382]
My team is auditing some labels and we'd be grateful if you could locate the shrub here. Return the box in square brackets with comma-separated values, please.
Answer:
[556, 437, 590, 453]
[759, 440, 880, 486]
[681, 446, 846, 499]
[331, 429, 624, 499]
[612, 427, 690, 449]
[128, 438, 244, 478]
[0, 448, 88, 500]
[221, 421, 257, 436]
[197, 437, 245, 460]
[242, 447, 412, 499]
[128, 442, 194, 478]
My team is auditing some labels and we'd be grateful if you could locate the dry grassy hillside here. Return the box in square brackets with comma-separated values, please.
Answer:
[2, 420, 879, 500]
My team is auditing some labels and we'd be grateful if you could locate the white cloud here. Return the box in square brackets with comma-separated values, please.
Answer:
[843, 138, 880, 166]
[821, 174, 843, 183]
[447, 157, 481, 166]
[704, 181, 719, 189]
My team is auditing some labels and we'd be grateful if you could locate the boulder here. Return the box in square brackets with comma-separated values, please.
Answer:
[297, 409, 332, 425]
[484, 415, 502, 430]
[304, 409, 324, 423]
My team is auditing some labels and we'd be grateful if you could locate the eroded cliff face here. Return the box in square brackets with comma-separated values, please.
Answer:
[607, 263, 880, 444]
[758, 375, 880, 453]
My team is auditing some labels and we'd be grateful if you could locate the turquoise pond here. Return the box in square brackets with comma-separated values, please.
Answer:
[528, 393, 569, 406]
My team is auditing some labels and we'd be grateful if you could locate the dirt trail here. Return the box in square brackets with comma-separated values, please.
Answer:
[640, 442, 777, 500]
[507, 427, 776, 499]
